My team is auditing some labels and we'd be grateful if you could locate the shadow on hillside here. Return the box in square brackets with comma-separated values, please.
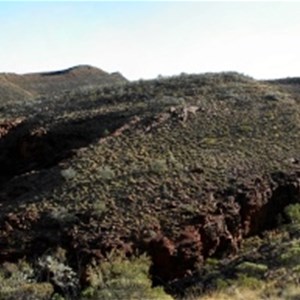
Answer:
[0, 110, 134, 187]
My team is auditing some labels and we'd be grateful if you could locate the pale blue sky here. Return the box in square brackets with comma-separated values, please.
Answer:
[0, 2, 299, 80]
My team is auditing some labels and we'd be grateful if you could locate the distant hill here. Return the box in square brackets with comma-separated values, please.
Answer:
[0, 65, 127, 104]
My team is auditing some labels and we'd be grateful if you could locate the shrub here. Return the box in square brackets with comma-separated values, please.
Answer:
[61, 167, 77, 180]
[236, 262, 268, 278]
[0, 261, 54, 300]
[0, 282, 54, 300]
[48, 208, 77, 226]
[36, 255, 78, 298]
[235, 274, 264, 289]
[280, 242, 300, 266]
[284, 204, 300, 224]
[96, 166, 115, 180]
[150, 159, 168, 175]
[81, 255, 173, 300]
[91, 199, 107, 218]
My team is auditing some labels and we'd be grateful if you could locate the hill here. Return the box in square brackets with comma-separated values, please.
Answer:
[0, 71, 299, 299]
[0, 65, 127, 105]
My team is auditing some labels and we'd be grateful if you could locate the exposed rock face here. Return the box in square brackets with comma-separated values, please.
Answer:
[147, 172, 300, 282]
[237, 173, 300, 236]
[149, 226, 202, 283]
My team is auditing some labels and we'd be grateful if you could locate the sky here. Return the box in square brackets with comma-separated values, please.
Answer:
[0, 1, 299, 80]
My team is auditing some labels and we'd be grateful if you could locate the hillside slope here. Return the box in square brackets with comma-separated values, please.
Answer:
[0, 72, 300, 299]
[0, 65, 127, 105]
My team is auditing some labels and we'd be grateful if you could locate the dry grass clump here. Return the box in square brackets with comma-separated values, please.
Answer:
[199, 284, 300, 300]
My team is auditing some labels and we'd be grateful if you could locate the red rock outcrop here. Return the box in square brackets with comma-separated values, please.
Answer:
[147, 172, 300, 282]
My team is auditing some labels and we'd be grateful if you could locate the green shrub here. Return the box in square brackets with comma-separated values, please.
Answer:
[48, 208, 77, 225]
[96, 166, 115, 180]
[235, 274, 263, 289]
[280, 242, 300, 266]
[236, 261, 268, 278]
[91, 199, 107, 217]
[81, 255, 173, 300]
[61, 167, 77, 180]
[0, 282, 54, 300]
[0, 261, 54, 300]
[284, 204, 300, 224]
[215, 278, 230, 290]
[150, 159, 168, 175]
[205, 258, 220, 268]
